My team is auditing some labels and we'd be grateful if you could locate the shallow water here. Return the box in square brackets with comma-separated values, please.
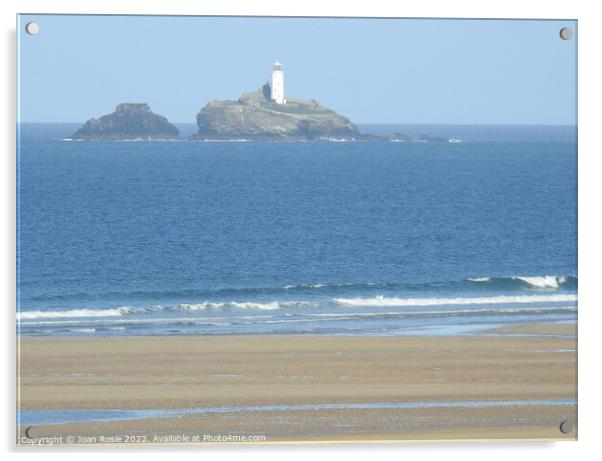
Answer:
[18, 399, 577, 426]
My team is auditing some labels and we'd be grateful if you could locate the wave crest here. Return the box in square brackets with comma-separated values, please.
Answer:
[467, 275, 575, 290]
[27, 275, 577, 306]
[17, 300, 321, 320]
[333, 294, 577, 308]
[17, 307, 134, 320]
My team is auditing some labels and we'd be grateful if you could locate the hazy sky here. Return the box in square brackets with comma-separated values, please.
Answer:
[18, 15, 576, 124]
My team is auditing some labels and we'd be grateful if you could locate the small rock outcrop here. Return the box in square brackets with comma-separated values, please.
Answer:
[419, 133, 449, 143]
[70, 103, 180, 140]
[191, 91, 360, 141]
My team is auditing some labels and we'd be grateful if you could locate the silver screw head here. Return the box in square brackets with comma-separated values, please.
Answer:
[559, 27, 573, 40]
[559, 420, 574, 434]
[25, 22, 40, 35]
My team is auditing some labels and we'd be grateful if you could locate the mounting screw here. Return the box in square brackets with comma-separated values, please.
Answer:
[559, 420, 573, 434]
[24, 426, 38, 439]
[559, 27, 573, 40]
[25, 22, 40, 35]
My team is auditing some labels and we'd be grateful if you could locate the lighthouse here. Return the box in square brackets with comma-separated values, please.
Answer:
[271, 61, 285, 104]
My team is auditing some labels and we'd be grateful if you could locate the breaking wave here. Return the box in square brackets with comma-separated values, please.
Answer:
[17, 300, 319, 320]
[466, 275, 576, 290]
[333, 294, 577, 308]
[27, 275, 576, 306]
[17, 294, 577, 322]
[17, 307, 138, 320]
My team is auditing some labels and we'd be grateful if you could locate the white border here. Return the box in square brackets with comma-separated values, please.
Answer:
[3, 1, 601, 460]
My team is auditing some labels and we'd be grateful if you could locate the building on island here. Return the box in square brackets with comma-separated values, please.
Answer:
[271, 61, 285, 104]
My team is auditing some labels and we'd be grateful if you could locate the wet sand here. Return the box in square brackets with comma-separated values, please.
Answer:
[484, 322, 576, 337]
[17, 330, 577, 444]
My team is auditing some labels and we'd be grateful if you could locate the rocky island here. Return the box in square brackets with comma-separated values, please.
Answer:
[69, 103, 180, 140]
[190, 91, 446, 142]
[191, 91, 361, 141]
[191, 61, 362, 141]
[191, 90, 360, 141]
[68, 63, 458, 143]
[189, 62, 452, 142]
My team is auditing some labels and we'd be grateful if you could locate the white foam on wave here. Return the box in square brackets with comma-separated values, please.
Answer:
[18, 292, 576, 323]
[18, 300, 322, 321]
[229, 301, 281, 310]
[236, 300, 316, 309]
[514, 276, 567, 289]
[333, 294, 577, 308]
[282, 283, 326, 289]
[17, 305, 578, 329]
[17, 307, 132, 320]
[175, 300, 315, 311]
[301, 305, 577, 318]
[467, 275, 571, 289]
[176, 302, 226, 311]
[68, 328, 96, 333]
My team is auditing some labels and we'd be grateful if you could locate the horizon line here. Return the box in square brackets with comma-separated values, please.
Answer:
[17, 121, 578, 127]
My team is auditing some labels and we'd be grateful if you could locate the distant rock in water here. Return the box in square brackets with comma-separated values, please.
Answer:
[390, 132, 412, 142]
[419, 133, 449, 143]
[70, 103, 179, 140]
[191, 91, 360, 141]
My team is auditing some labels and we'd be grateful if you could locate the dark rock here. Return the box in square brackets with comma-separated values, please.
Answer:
[390, 132, 412, 142]
[70, 103, 179, 140]
[419, 133, 449, 143]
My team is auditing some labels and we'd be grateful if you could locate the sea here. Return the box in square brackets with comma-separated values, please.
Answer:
[16, 123, 577, 337]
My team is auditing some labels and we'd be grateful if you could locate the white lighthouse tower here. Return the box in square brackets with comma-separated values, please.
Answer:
[271, 61, 285, 104]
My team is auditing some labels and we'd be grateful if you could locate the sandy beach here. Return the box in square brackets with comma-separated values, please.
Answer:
[17, 327, 577, 444]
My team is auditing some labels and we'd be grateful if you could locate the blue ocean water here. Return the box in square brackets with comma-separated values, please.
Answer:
[16, 124, 577, 336]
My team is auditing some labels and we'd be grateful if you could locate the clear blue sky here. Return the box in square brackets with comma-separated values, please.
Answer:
[17, 15, 576, 124]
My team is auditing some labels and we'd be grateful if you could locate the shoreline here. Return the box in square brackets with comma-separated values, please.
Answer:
[17, 326, 577, 443]
[16, 319, 577, 341]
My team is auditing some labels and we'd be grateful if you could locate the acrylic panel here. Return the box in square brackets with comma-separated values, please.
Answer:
[16, 14, 577, 445]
